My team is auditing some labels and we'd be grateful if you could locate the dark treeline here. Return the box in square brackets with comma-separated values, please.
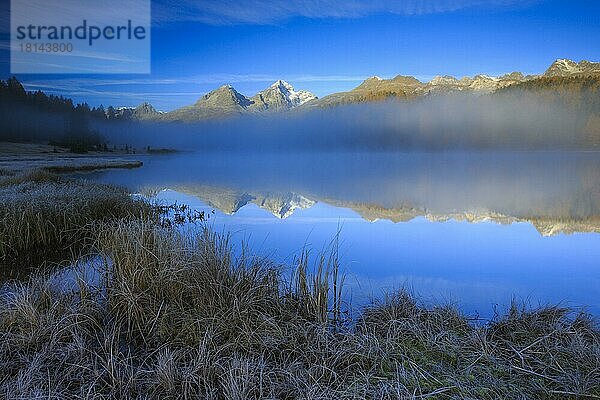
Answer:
[495, 75, 600, 112]
[0, 77, 108, 152]
[494, 75, 600, 147]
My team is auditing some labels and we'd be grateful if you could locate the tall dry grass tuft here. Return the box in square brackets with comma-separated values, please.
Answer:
[0, 171, 154, 271]
[291, 238, 344, 325]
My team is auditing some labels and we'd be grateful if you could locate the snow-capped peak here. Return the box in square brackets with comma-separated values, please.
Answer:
[267, 80, 317, 107]
[556, 58, 576, 65]
[429, 75, 460, 85]
[271, 79, 294, 90]
[543, 58, 600, 77]
[544, 59, 581, 77]
[473, 74, 496, 80]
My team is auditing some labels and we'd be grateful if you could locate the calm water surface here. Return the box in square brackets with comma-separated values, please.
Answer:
[83, 151, 600, 317]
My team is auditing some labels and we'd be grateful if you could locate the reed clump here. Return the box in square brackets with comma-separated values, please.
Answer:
[0, 171, 154, 268]
[0, 219, 597, 399]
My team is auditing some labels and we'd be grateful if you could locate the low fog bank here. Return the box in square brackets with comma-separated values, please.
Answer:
[96, 94, 599, 152]
[89, 151, 600, 220]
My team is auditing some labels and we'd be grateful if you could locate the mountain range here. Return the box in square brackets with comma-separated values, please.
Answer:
[109, 59, 600, 122]
[143, 184, 600, 237]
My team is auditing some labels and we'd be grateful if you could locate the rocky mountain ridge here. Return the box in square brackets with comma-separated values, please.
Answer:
[158, 80, 317, 122]
[110, 102, 164, 120]
[302, 59, 599, 108]
[112, 59, 599, 121]
[543, 59, 600, 77]
[250, 80, 317, 112]
[148, 185, 600, 237]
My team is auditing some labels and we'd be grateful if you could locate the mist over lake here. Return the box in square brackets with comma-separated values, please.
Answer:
[94, 93, 600, 152]
[82, 149, 600, 317]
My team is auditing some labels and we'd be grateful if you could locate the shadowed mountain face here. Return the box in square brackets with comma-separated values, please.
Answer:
[163, 85, 253, 121]
[194, 85, 253, 108]
[89, 151, 600, 236]
[159, 81, 317, 122]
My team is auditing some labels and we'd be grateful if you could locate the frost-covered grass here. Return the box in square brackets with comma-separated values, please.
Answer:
[42, 160, 143, 173]
[0, 140, 143, 175]
[0, 219, 598, 399]
[0, 170, 153, 269]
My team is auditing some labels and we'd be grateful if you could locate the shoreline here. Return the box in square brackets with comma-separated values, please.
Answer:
[0, 141, 145, 174]
[0, 169, 598, 398]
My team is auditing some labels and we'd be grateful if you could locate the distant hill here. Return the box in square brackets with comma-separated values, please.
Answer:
[302, 76, 419, 107]
[302, 59, 599, 109]
[304, 72, 534, 109]
[494, 74, 600, 147]
[162, 85, 252, 122]
[495, 75, 600, 108]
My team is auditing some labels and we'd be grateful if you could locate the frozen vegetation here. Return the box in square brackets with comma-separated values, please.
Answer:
[0, 171, 598, 399]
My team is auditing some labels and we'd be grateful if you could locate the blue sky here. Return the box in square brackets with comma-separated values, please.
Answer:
[0, 0, 599, 110]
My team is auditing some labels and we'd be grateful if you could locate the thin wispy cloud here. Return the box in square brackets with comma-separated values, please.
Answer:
[19, 73, 370, 109]
[21, 81, 205, 108]
[24, 86, 204, 98]
[22, 73, 368, 92]
[153, 0, 535, 25]
[25, 74, 366, 95]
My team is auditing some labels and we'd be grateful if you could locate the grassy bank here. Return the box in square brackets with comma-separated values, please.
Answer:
[0, 170, 153, 274]
[0, 216, 598, 399]
[42, 160, 143, 173]
[0, 140, 144, 175]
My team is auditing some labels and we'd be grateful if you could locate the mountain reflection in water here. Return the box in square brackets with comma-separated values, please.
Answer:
[82, 151, 600, 316]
